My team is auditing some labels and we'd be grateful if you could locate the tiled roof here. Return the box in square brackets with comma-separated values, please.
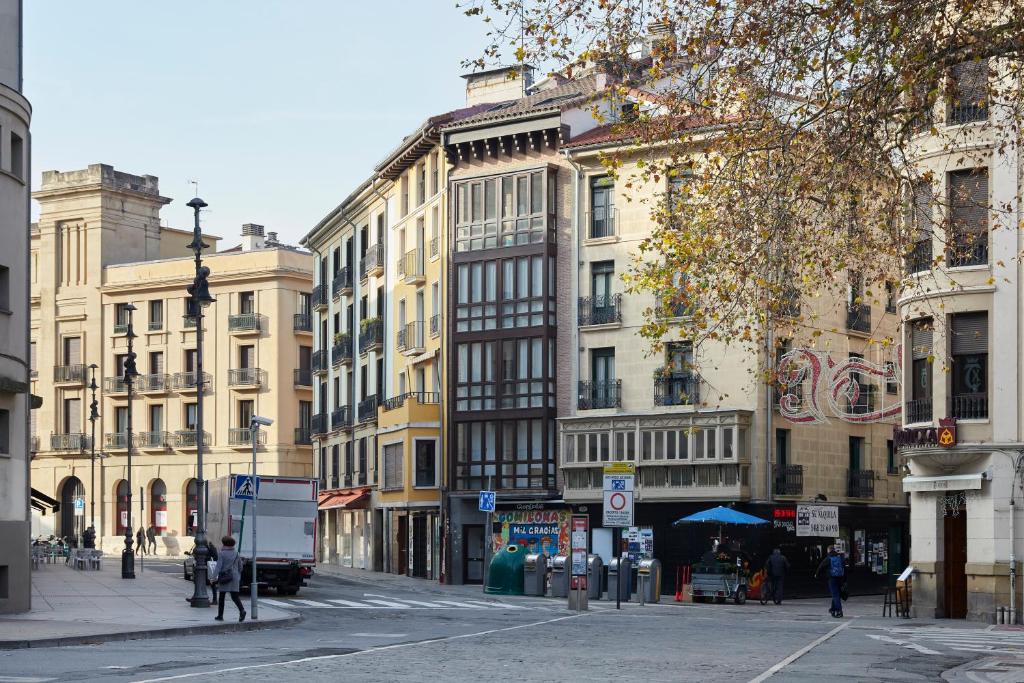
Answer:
[443, 74, 600, 130]
[563, 114, 726, 150]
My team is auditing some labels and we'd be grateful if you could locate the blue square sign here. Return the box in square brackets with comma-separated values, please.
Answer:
[478, 490, 495, 513]
[231, 474, 259, 501]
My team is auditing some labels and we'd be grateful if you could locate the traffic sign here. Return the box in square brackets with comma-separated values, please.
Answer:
[478, 490, 496, 513]
[74, 497, 84, 516]
[602, 465, 635, 527]
[232, 474, 259, 501]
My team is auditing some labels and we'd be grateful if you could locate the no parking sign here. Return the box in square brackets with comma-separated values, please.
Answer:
[602, 463, 634, 527]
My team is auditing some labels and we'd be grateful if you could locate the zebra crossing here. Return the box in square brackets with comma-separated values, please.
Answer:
[874, 626, 1024, 656]
[260, 592, 558, 612]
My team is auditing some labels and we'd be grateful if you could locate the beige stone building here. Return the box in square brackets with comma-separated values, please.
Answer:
[0, 0, 32, 614]
[30, 164, 314, 554]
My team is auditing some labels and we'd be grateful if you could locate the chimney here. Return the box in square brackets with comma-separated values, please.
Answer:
[266, 231, 278, 244]
[462, 64, 535, 106]
[241, 223, 265, 251]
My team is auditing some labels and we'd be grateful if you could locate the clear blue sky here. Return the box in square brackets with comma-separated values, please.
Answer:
[24, 1, 492, 246]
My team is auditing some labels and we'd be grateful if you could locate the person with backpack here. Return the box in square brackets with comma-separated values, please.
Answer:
[212, 536, 246, 622]
[814, 545, 846, 617]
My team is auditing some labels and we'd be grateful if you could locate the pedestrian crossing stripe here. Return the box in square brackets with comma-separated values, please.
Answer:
[259, 597, 546, 611]
[876, 626, 1024, 655]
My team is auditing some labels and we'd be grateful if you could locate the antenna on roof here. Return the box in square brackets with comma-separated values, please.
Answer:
[189, 179, 199, 197]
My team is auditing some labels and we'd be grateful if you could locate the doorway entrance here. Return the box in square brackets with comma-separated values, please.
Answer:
[412, 515, 428, 578]
[397, 514, 409, 575]
[59, 477, 86, 543]
[463, 524, 484, 584]
[943, 504, 968, 619]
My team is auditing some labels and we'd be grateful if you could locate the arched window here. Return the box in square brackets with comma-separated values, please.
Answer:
[59, 476, 85, 541]
[115, 480, 130, 536]
[184, 479, 198, 536]
[150, 479, 167, 532]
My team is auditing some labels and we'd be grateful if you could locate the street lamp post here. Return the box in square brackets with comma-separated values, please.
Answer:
[121, 304, 139, 579]
[249, 415, 273, 621]
[187, 197, 214, 608]
[88, 364, 99, 530]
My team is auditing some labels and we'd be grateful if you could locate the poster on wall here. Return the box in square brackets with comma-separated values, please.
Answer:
[796, 505, 839, 537]
[854, 530, 866, 566]
[625, 527, 654, 563]
[155, 510, 168, 529]
[492, 506, 570, 557]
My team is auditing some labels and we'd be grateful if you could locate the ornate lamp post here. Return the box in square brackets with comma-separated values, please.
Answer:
[88, 364, 99, 529]
[186, 196, 214, 607]
[120, 304, 139, 579]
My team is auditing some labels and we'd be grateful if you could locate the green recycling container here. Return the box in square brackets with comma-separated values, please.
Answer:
[484, 544, 526, 595]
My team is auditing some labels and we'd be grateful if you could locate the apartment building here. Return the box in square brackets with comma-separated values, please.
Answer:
[0, 0, 32, 613]
[29, 164, 314, 554]
[899, 56, 1023, 621]
[558, 119, 908, 596]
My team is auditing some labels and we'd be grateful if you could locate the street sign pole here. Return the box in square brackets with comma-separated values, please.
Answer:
[615, 527, 621, 610]
[139, 486, 144, 574]
[478, 483, 496, 593]
[250, 427, 260, 621]
[602, 463, 635, 611]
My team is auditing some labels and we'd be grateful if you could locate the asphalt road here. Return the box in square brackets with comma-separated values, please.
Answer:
[2, 559, 1020, 682]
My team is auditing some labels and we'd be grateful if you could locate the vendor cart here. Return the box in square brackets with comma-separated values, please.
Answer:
[690, 557, 748, 604]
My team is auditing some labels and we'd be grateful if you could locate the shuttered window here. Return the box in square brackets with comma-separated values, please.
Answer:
[948, 169, 988, 267]
[911, 319, 933, 360]
[951, 312, 988, 354]
[948, 59, 989, 124]
[383, 443, 403, 491]
[906, 182, 934, 273]
[909, 319, 933, 413]
[950, 312, 988, 419]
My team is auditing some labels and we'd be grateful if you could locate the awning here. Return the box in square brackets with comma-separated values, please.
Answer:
[318, 487, 371, 511]
[31, 488, 59, 514]
[902, 473, 986, 493]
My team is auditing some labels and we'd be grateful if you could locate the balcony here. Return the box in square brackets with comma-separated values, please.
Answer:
[774, 465, 803, 496]
[228, 427, 267, 448]
[294, 313, 313, 333]
[332, 334, 352, 366]
[173, 371, 211, 392]
[183, 315, 198, 329]
[138, 373, 170, 393]
[361, 243, 384, 279]
[359, 319, 383, 354]
[113, 323, 129, 335]
[228, 313, 261, 334]
[228, 368, 266, 389]
[430, 313, 441, 338]
[905, 240, 932, 275]
[398, 249, 425, 284]
[312, 349, 328, 375]
[294, 427, 312, 445]
[332, 267, 352, 299]
[846, 303, 871, 334]
[429, 236, 439, 259]
[578, 380, 621, 410]
[293, 368, 313, 387]
[104, 376, 128, 394]
[174, 430, 210, 449]
[654, 372, 700, 406]
[103, 432, 132, 451]
[382, 391, 440, 412]
[585, 208, 618, 241]
[312, 284, 328, 311]
[947, 235, 989, 268]
[905, 397, 932, 424]
[952, 393, 988, 420]
[331, 406, 351, 430]
[312, 413, 327, 436]
[397, 321, 425, 355]
[578, 294, 622, 327]
[847, 469, 875, 499]
[358, 395, 378, 423]
[148, 320, 164, 332]
[54, 364, 86, 385]
[50, 433, 89, 451]
[137, 431, 170, 450]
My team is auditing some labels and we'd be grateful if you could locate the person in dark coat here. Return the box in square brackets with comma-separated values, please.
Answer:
[146, 525, 157, 554]
[82, 525, 96, 549]
[213, 536, 246, 622]
[764, 548, 791, 604]
[814, 546, 846, 617]
[135, 528, 147, 555]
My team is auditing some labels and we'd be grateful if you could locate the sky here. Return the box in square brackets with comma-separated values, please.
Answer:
[24, 1, 494, 246]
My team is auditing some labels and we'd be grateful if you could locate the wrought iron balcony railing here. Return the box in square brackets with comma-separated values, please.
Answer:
[332, 335, 352, 365]
[947, 103, 988, 125]
[148, 319, 164, 332]
[293, 313, 313, 332]
[173, 371, 210, 391]
[50, 433, 89, 451]
[654, 373, 700, 406]
[397, 321, 425, 353]
[847, 469, 875, 498]
[311, 284, 328, 310]
[294, 368, 313, 387]
[137, 431, 170, 449]
[947, 234, 988, 268]
[103, 432, 132, 450]
[952, 393, 988, 420]
[846, 303, 871, 334]
[578, 380, 622, 410]
[774, 465, 804, 496]
[228, 427, 267, 446]
[104, 376, 128, 394]
[113, 323, 129, 335]
[578, 294, 622, 326]
[312, 349, 327, 374]
[359, 319, 383, 352]
[228, 313, 261, 333]
[398, 249, 425, 282]
[361, 243, 384, 279]
[381, 391, 441, 412]
[174, 430, 210, 448]
[332, 267, 352, 298]
[358, 395, 379, 423]
[294, 427, 312, 445]
[905, 240, 932, 274]
[905, 397, 932, 424]
[311, 413, 327, 435]
[228, 368, 266, 388]
[139, 373, 170, 392]
[331, 406, 351, 430]
[54, 364, 86, 384]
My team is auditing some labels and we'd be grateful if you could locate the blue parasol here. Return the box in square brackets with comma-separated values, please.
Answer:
[673, 506, 768, 547]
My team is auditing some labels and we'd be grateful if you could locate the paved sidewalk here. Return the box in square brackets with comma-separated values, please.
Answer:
[0, 559, 299, 649]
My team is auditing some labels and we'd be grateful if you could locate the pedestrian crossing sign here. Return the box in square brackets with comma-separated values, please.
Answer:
[232, 474, 259, 500]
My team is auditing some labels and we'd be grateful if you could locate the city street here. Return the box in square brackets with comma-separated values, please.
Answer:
[2, 561, 1023, 682]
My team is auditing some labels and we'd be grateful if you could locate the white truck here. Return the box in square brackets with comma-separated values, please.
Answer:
[205, 474, 318, 595]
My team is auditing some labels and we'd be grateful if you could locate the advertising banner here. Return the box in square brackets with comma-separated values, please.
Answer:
[493, 506, 570, 557]
[796, 504, 839, 537]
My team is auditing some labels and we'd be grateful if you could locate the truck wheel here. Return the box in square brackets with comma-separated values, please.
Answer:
[735, 587, 747, 605]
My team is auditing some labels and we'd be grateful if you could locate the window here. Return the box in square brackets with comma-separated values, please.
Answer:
[238, 400, 254, 428]
[383, 443, 404, 491]
[455, 261, 498, 331]
[149, 404, 163, 432]
[63, 397, 80, 432]
[887, 440, 898, 475]
[149, 300, 164, 330]
[885, 282, 897, 313]
[115, 303, 131, 329]
[950, 311, 988, 419]
[115, 406, 128, 434]
[948, 58, 988, 124]
[430, 206, 440, 257]
[456, 341, 496, 410]
[589, 176, 615, 238]
[849, 436, 864, 472]
[346, 441, 355, 478]
[331, 445, 340, 484]
[358, 437, 368, 479]
[414, 440, 437, 487]
[299, 345, 312, 371]
[656, 342, 697, 406]
[590, 261, 615, 315]
[185, 348, 197, 373]
[239, 291, 255, 315]
[947, 169, 988, 267]
[149, 352, 163, 376]
[299, 292, 311, 316]
[401, 176, 409, 217]
[239, 345, 254, 369]
[430, 152, 439, 195]
[417, 163, 426, 205]
[0, 409, 9, 454]
[885, 361, 899, 394]
[63, 336, 81, 365]
[908, 318, 932, 422]
[299, 400, 312, 430]
[775, 429, 789, 468]
[454, 170, 551, 251]
[454, 418, 554, 490]
[906, 181, 933, 274]
[185, 403, 198, 430]
[10, 132, 23, 180]
[29, 341, 36, 377]
[0, 265, 9, 312]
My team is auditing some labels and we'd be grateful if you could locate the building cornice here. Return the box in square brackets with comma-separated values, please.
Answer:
[32, 183, 172, 206]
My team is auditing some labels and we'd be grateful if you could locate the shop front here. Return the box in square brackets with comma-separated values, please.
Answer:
[317, 487, 372, 569]
[384, 505, 440, 578]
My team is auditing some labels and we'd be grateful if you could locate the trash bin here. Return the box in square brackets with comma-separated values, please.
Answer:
[636, 558, 662, 603]
[485, 544, 526, 595]
[550, 555, 569, 598]
[523, 553, 547, 596]
[587, 554, 604, 600]
[607, 557, 632, 602]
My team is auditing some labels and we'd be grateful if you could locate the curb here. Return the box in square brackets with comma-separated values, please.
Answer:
[0, 612, 302, 650]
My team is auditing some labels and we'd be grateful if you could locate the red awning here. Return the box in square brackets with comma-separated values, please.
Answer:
[318, 487, 371, 511]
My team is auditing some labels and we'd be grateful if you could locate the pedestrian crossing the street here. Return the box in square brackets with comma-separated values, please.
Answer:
[259, 592, 557, 612]
[873, 626, 1024, 656]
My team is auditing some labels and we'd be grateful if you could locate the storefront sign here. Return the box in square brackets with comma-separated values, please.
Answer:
[796, 505, 839, 537]
[902, 473, 984, 492]
[893, 418, 957, 449]
[571, 515, 588, 577]
[772, 507, 796, 533]
[494, 507, 570, 557]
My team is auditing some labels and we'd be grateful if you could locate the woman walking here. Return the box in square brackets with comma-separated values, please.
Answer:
[213, 536, 246, 622]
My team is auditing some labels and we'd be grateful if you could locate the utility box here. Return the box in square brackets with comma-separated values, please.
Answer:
[523, 553, 547, 596]
[587, 554, 604, 600]
[550, 555, 569, 598]
[636, 558, 662, 604]
[607, 557, 632, 602]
